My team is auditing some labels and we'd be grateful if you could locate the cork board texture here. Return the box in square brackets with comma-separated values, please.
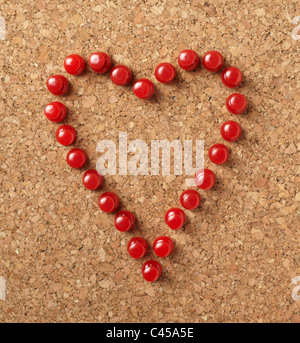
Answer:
[0, 0, 299, 323]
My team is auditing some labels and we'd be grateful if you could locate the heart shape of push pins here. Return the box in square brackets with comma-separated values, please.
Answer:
[44, 49, 247, 283]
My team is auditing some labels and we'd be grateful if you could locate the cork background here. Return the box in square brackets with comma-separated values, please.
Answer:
[0, 0, 299, 323]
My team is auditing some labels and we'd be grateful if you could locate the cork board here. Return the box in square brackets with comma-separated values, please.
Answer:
[0, 0, 300, 323]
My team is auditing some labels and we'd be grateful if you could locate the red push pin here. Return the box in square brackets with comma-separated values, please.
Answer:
[195, 168, 215, 190]
[153, 236, 174, 258]
[83, 169, 103, 190]
[110, 65, 132, 85]
[99, 192, 119, 213]
[64, 54, 85, 75]
[115, 210, 135, 232]
[180, 189, 201, 210]
[165, 208, 186, 230]
[127, 237, 148, 259]
[220, 121, 242, 142]
[221, 67, 243, 88]
[47, 75, 69, 95]
[154, 62, 176, 83]
[133, 78, 154, 99]
[56, 125, 77, 146]
[202, 51, 224, 72]
[44, 102, 67, 122]
[208, 143, 229, 165]
[178, 49, 199, 71]
[226, 93, 247, 114]
[66, 148, 87, 169]
[142, 260, 162, 282]
[89, 52, 111, 73]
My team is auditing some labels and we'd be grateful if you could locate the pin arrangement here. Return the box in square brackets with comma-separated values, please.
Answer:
[44, 49, 247, 283]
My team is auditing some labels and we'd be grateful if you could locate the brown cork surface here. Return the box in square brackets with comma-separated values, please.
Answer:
[0, 0, 299, 323]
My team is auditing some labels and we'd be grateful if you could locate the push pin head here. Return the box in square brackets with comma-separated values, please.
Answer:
[142, 260, 162, 282]
[47, 75, 69, 95]
[165, 208, 186, 230]
[64, 54, 86, 75]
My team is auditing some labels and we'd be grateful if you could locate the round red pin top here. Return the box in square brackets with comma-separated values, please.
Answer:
[115, 210, 135, 232]
[180, 189, 201, 210]
[142, 260, 162, 282]
[47, 75, 69, 95]
[178, 49, 199, 71]
[226, 93, 247, 114]
[64, 54, 85, 75]
[127, 237, 148, 259]
[133, 78, 154, 99]
[195, 168, 215, 190]
[83, 169, 103, 191]
[202, 50, 224, 72]
[66, 148, 87, 169]
[44, 102, 67, 122]
[153, 236, 174, 258]
[221, 67, 243, 88]
[99, 192, 120, 213]
[154, 62, 176, 83]
[220, 121, 242, 142]
[165, 208, 186, 230]
[89, 52, 111, 73]
[208, 143, 229, 165]
[56, 125, 77, 146]
[110, 65, 132, 85]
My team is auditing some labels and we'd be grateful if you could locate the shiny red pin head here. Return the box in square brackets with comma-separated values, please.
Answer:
[220, 121, 242, 142]
[208, 143, 229, 165]
[133, 78, 154, 99]
[89, 52, 111, 73]
[115, 210, 135, 232]
[47, 75, 69, 95]
[154, 62, 176, 83]
[226, 93, 247, 114]
[110, 65, 132, 85]
[99, 192, 120, 213]
[153, 236, 174, 258]
[202, 50, 224, 72]
[66, 148, 87, 169]
[83, 169, 103, 191]
[44, 102, 67, 122]
[178, 49, 199, 71]
[165, 208, 186, 230]
[195, 168, 215, 190]
[221, 67, 243, 88]
[127, 237, 148, 259]
[56, 125, 77, 146]
[64, 54, 85, 75]
[180, 189, 201, 210]
[142, 260, 162, 282]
